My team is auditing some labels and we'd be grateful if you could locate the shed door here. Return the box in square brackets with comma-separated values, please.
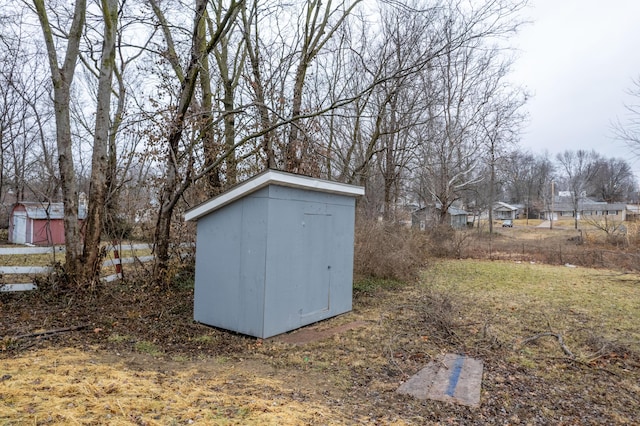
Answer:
[12, 212, 27, 244]
[300, 213, 331, 317]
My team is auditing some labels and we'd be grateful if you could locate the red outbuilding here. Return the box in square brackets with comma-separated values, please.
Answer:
[8, 202, 86, 246]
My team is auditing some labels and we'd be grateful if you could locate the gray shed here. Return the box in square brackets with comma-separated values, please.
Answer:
[184, 170, 364, 339]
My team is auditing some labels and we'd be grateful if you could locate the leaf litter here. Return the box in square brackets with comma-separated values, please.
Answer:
[1, 259, 639, 424]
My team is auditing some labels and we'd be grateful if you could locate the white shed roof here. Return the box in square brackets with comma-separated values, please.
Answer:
[14, 202, 87, 220]
[184, 169, 365, 222]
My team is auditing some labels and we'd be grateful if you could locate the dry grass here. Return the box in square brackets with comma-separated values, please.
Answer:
[462, 223, 640, 271]
[425, 260, 640, 357]
[0, 347, 332, 425]
[2, 259, 639, 424]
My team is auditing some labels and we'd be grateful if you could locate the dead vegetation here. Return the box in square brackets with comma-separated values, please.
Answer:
[1, 222, 640, 424]
[354, 219, 429, 282]
[461, 220, 640, 272]
[356, 217, 640, 282]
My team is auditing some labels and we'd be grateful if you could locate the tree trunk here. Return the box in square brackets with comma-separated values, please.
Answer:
[104, 52, 128, 240]
[383, 92, 398, 221]
[488, 144, 496, 234]
[151, 0, 242, 284]
[222, 78, 238, 184]
[82, 0, 118, 286]
[33, 0, 86, 283]
[213, 1, 242, 186]
[198, 9, 222, 195]
[286, 59, 309, 172]
[241, 0, 275, 169]
[153, 203, 174, 285]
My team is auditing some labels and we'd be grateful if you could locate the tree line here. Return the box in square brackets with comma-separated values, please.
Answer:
[0, 0, 636, 287]
[481, 149, 637, 227]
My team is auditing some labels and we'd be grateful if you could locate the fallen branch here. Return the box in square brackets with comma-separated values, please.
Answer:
[556, 357, 620, 377]
[520, 331, 575, 359]
[11, 325, 88, 340]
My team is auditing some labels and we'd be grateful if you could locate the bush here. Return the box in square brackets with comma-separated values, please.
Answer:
[104, 215, 133, 240]
[353, 219, 429, 282]
[425, 225, 471, 258]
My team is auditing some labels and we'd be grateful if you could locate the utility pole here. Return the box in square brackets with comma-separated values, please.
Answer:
[550, 180, 554, 230]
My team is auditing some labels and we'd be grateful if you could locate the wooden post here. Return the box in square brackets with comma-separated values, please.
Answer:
[112, 241, 122, 276]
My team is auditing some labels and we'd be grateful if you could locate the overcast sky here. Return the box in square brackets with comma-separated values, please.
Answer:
[510, 0, 640, 171]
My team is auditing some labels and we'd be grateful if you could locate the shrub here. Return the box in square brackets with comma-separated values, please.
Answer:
[353, 219, 429, 282]
[104, 215, 133, 240]
[425, 225, 471, 258]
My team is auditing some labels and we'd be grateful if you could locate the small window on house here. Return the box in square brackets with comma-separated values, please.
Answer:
[584, 211, 592, 216]
[561, 211, 573, 216]
[607, 210, 617, 215]
[596, 211, 603, 215]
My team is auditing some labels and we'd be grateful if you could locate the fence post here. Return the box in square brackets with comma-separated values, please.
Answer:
[112, 240, 123, 277]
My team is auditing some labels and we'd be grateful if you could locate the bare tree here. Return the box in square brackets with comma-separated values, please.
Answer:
[6, 0, 531, 287]
[211, 0, 246, 187]
[0, 8, 62, 221]
[285, 0, 363, 173]
[555, 149, 602, 230]
[32, 0, 141, 285]
[501, 152, 555, 220]
[590, 157, 636, 203]
[33, 0, 86, 279]
[80, 0, 119, 284]
[480, 87, 527, 233]
[148, 0, 243, 284]
[416, 21, 494, 224]
[613, 76, 640, 156]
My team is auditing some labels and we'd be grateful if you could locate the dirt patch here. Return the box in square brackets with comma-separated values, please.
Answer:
[272, 320, 369, 345]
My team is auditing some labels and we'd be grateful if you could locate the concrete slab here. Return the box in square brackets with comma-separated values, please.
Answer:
[397, 353, 483, 407]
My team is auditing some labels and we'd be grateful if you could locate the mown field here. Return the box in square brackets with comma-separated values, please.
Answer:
[2, 257, 639, 425]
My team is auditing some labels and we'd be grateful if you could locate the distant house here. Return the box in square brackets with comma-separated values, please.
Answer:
[8, 202, 86, 246]
[493, 202, 519, 220]
[412, 204, 469, 230]
[626, 204, 640, 222]
[540, 197, 627, 221]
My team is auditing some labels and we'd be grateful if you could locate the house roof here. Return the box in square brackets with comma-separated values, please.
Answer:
[413, 204, 468, 216]
[493, 201, 518, 211]
[184, 169, 365, 222]
[551, 198, 626, 212]
[13, 202, 87, 220]
[448, 206, 468, 216]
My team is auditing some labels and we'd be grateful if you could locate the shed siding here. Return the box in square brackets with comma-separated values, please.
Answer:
[32, 220, 66, 245]
[193, 190, 268, 336]
[262, 186, 355, 337]
[193, 183, 357, 338]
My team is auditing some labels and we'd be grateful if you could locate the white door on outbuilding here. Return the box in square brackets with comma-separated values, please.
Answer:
[300, 212, 332, 318]
[12, 211, 27, 244]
